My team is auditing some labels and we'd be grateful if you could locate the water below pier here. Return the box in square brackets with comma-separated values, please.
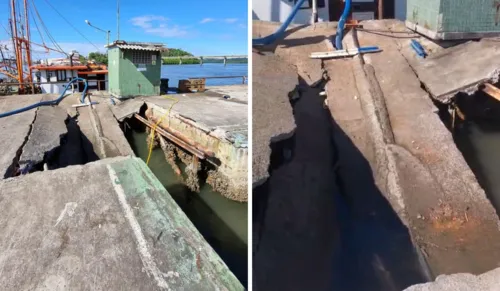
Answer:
[125, 129, 248, 286]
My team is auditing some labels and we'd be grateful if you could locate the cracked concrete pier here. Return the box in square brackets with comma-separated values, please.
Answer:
[111, 85, 249, 202]
[0, 93, 242, 290]
[253, 19, 500, 290]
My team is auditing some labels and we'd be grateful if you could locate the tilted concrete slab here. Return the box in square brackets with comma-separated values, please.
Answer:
[0, 94, 43, 177]
[0, 157, 243, 290]
[19, 106, 67, 170]
[385, 20, 500, 103]
[252, 51, 297, 187]
[355, 20, 500, 276]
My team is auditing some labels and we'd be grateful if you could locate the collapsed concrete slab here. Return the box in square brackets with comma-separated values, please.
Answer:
[0, 94, 43, 177]
[353, 20, 500, 277]
[112, 87, 249, 202]
[19, 106, 67, 171]
[386, 21, 500, 103]
[252, 51, 297, 187]
[0, 156, 243, 290]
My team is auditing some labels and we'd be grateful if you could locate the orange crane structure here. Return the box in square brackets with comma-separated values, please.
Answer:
[1, 0, 34, 93]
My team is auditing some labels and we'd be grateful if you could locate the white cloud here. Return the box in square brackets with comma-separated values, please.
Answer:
[130, 15, 187, 37]
[224, 18, 239, 23]
[200, 18, 215, 24]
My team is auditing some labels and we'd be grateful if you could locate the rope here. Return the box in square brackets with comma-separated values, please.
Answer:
[146, 96, 179, 165]
[40, 0, 100, 51]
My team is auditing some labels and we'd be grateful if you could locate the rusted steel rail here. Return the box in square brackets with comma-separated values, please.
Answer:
[144, 112, 216, 157]
[483, 83, 500, 101]
[134, 114, 217, 162]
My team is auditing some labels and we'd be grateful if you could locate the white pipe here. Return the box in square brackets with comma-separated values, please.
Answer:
[311, 0, 318, 24]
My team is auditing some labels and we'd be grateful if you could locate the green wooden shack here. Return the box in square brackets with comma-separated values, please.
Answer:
[107, 41, 166, 98]
[406, 0, 500, 40]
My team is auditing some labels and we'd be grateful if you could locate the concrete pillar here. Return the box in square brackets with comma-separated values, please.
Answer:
[200, 57, 203, 66]
[224, 56, 227, 66]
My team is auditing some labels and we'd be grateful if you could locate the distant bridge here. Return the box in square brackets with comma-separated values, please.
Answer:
[161, 55, 248, 66]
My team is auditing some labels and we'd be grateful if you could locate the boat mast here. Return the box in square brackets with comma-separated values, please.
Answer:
[9, 0, 32, 93]
[24, 0, 33, 85]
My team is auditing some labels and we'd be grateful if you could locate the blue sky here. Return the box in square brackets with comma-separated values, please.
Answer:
[0, 0, 248, 60]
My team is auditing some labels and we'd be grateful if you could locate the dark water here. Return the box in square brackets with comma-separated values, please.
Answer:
[125, 130, 248, 286]
[161, 63, 248, 88]
[454, 120, 500, 213]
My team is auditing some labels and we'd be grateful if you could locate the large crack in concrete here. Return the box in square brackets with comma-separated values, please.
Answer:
[3, 108, 39, 178]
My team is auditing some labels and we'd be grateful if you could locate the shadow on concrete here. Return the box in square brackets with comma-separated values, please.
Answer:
[253, 76, 428, 290]
[330, 113, 429, 291]
[253, 24, 309, 53]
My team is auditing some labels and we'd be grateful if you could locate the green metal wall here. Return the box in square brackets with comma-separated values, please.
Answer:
[107, 48, 161, 98]
[407, 0, 500, 34]
[108, 47, 120, 97]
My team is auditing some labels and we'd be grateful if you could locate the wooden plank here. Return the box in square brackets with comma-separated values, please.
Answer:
[483, 83, 500, 101]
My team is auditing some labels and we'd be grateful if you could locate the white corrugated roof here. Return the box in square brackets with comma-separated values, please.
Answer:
[115, 44, 164, 51]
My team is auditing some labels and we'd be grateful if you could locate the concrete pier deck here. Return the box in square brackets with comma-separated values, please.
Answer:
[0, 93, 243, 290]
[111, 85, 248, 202]
[253, 19, 500, 290]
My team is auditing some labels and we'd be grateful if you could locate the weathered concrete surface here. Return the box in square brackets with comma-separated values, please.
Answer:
[0, 94, 43, 177]
[0, 157, 243, 290]
[19, 105, 67, 170]
[252, 52, 297, 187]
[387, 22, 500, 103]
[112, 86, 248, 202]
[78, 100, 135, 159]
[206, 84, 248, 103]
[253, 21, 344, 291]
[353, 20, 500, 276]
[405, 267, 500, 291]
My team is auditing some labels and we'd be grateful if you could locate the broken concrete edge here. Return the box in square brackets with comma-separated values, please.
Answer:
[433, 70, 500, 104]
[346, 26, 500, 278]
[404, 267, 500, 291]
[110, 157, 244, 290]
[251, 129, 297, 189]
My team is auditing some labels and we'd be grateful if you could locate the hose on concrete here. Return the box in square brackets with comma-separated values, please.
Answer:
[0, 78, 88, 119]
[252, 0, 307, 46]
[335, 0, 352, 49]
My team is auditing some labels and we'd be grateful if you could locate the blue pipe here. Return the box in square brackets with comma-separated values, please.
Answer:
[335, 0, 352, 50]
[0, 78, 88, 119]
[252, 0, 307, 46]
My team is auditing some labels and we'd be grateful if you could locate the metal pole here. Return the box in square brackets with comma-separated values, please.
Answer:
[378, 0, 384, 19]
[107, 31, 110, 46]
[311, 0, 318, 24]
[117, 0, 120, 40]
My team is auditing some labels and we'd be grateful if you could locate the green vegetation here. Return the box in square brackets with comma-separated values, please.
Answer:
[160, 48, 247, 65]
[161, 48, 193, 57]
[162, 58, 201, 65]
[88, 52, 108, 65]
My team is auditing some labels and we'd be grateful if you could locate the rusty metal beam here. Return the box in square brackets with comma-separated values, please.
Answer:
[144, 111, 216, 157]
[483, 83, 500, 102]
[134, 114, 206, 160]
